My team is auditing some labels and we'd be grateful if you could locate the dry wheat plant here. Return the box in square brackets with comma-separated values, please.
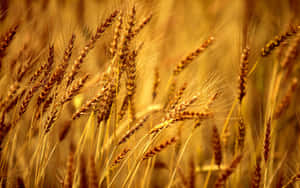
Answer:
[0, 0, 300, 187]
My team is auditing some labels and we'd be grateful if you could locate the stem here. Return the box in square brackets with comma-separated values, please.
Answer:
[167, 131, 194, 188]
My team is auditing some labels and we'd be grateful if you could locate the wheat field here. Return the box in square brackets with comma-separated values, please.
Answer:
[0, 0, 300, 187]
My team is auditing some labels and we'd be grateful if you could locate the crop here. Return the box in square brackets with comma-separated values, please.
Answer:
[0, 0, 300, 187]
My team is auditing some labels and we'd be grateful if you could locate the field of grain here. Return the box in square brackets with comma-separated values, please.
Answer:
[0, 0, 300, 187]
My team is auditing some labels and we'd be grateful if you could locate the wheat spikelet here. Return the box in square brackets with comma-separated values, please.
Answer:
[30, 45, 54, 84]
[276, 40, 288, 61]
[237, 117, 246, 151]
[205, 91, 219, 111]
[63, 148, 75, 188]
[168, 82, 187, 111]
[4, 88, 25, 113]
[0, 24, 18, 53]
[37, 49, 65, 106]
[66, 10, 119, 86]
[118, 114, 150, 145]
[261, 26, 298, 57]
[188, 156, 196, 188]
[88, 155, 98, 188]
[172, 111, 213, 121]
[38, 91, 57, 119]
[173, 36, 214, 76]
[18, 81, 41, 118]
[148, 120, 171, 134]
[212, 125, 222, 167]
[118, 6, 136, 76]
[238, 47, 250, 103]
[110, 148, 130, 169]
[110, 12, 123, 58]
[96, 81, 116, 124]
[126, 49, 139, 122]
[36, 35, 75, 107]
[44, 107, 59, 133]
[133, 13, 152, 36]
[164, 79, 177, 109]
[117, 95, 129, 122]
[194, 92, 218, 129]
[152, 67, 160, 101]
[263, 118, 271, 162]
[0, 23, 19, 69]
[214, 154, 243, 188]
[59, 74, 89, 105]
[125, 5, 136, 41]
[79, 155, 88, 188]
[72, 75, 111, 120]
[171, 94, 199, 114]
[150, 109, 211, 134]
[143, 137, 177, 160]
[0, 81, 19, 109]
[58, 34, 76, 85]
[29, 62, 47, 84]
[15, 51, 35, 82]
[42, 45, 55, 79]
[274, 78, 298, 119]
[281, 32, 300, 69]
[251, 158, 261, 188]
